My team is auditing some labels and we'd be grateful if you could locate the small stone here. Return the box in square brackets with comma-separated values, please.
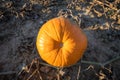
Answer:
[39, 21, 43, 24]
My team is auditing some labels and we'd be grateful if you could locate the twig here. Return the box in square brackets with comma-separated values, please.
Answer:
[57, 74, 61, 80]
[57, 68, 61, 80]
[86, 0, 96, 14]
[27, 69, 37, 80]
[77, 66, 81, 80]
[17, 59, 35, 77]
[81, 65, 94, 72]
[0, 71, 17, 75]
[37, 71, 43, 80]
[36, 59, 43, 80]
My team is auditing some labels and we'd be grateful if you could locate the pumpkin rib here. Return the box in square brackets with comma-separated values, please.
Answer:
[43, 20, 59, 41]
[42, 48, 59, 65]
[51, 48, 60, 65]
[58, 17, 64, 42]
[53, 48, 61, 66]
[42, 29, 54, 41]
[63, 48, 75, 65]
[61, 48, 67, 67]
[59, 49, 63, 67]
[60, 48, 64, 67]
[61, 17, 66, 42]
[43, 28, 56, 41]
[62, 18, 73, 42]
[42, 45, 59, 57]
[51, 19, 60, 42]
[59, 48, 66, 67]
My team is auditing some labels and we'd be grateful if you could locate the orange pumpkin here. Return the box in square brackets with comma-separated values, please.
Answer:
[36, 17, 87, 67]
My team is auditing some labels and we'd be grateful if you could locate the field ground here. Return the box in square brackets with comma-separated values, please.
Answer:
[0, 0, 120, 80]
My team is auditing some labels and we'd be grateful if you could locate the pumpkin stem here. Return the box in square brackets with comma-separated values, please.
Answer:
[60, 43, 63, 47]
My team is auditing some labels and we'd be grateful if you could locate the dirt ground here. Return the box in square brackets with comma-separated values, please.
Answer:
[0, 0, 120, 80]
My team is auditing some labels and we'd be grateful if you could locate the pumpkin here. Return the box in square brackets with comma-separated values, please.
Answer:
[36, 17, 87, 67]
